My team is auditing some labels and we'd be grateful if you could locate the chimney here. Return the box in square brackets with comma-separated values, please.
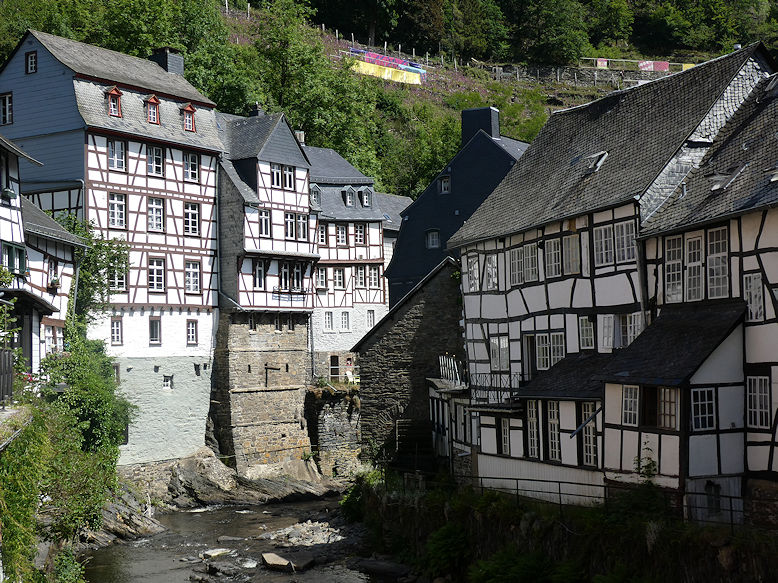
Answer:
[150, 47, 184, 76]
[249, 102, 263, 117]
[461, 106, 500, 148]
[294, 130, 305, 145]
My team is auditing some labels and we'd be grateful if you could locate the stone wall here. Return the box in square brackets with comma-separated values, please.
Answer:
[118, 459, 179, 503]
[209, 311, 313, 475]
[305, 389, 361, 477]
[313, 349, 357, 382]
[494, 64, 672, 89]
[356, 260, 464, 456]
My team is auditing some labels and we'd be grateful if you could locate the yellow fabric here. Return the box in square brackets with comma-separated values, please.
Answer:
[682, 63, 695, 71]
[352, 60, 422, 85]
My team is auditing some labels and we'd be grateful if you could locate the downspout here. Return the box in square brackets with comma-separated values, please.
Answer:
[635, 231, 650, 329]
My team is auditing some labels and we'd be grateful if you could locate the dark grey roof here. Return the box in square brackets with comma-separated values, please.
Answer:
[219, 159, 257, 204]
[597, 300, 746, 386]
[375, 192, 412, 232]
[494, 135, 529, 159]
[0, 133, 41, 166]
[302, 145, 373, 185]
[218, 112, 309, 168]
[29, 30, 214, 105]
[642, 77, 778, 235]
[518, 351, 613, 400]
[318, 185, 385, 221]
[449, 44, 765, 248]
[20, 198, 86, 247]
[74, 80, 222, 151]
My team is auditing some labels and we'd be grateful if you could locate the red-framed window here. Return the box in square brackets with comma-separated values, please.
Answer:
[106, 86, 122, 117]
[182, 103, 196, 132]
[146, 95, 160, 124]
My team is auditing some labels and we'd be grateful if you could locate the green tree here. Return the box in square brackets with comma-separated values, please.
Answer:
[520, 0, 591, 64]
[585, 0, 633, 46]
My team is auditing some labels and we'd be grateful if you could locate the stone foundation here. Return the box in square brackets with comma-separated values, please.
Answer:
[305, 389, 361, 478]
[118, 459, 179, 503]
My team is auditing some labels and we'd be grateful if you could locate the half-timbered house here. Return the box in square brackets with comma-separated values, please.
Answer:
[302, 143, 388, 381]
[447, 44, 775, 506]
[0, 31, 222, 464]
[385, 107, 527, 306]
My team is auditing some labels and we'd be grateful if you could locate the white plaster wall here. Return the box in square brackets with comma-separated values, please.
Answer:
[690, 326, 743, 384]
[718, 385, 744, 430]
[311, 303, 388, 352]
[720, 434, 744, 474]
[688, 434, 718, 476]
[604, 427, 621, 469]
[745, 325, 777, 363]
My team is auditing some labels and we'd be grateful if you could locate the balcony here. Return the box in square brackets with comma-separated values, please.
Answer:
[469, 372, 529, 405]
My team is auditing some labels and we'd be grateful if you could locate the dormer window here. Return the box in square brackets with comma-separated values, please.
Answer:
[362, 188, 372, 207]
[106, 87, 122, 117]
[439, 175, 450, 194]
[585, 151, 608, 173]
[310, 184, 321, 206]
[146, 95, 160, 124]
[181, 103, 196, 132]
[344, 187, 355, 207]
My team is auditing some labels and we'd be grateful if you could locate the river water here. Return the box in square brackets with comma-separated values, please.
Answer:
[83, 498, 374, 583]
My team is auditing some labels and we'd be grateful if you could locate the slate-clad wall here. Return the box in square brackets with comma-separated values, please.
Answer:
[358, 261, 463, 454]
[210, 312, 313, 473]
[217, 168, 246, 302]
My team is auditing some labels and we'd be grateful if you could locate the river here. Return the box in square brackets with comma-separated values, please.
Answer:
[83, 498, 375, 582]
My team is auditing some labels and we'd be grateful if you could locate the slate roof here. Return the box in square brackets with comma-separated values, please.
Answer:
[448, 44, 765, 249]
[303, 145, 373, 185]
[642, 76, 778, 236]
[28, 30, 214, 105]
[317, 185, 385, 221]
[219, 159, 258, 204]
[74, 80, 223, 152]
[20, 198, 86, 247]
[494, 135, 529, 159]
[597, 300, 746, 386]
[375, 192, 412, 233]
[0, 133, 41, 166]
[217, 112, 309, 168]
[518, 351, 613, 400]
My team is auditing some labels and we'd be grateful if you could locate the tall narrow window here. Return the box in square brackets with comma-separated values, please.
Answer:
[147, 99, 160, 124]
[109, 268, 126, 291]
[744, 272, 764, 322]
[526, 401, 539, 458]
[536, 334, 550, 370]
[253, 259, 265, 289]
[355, 265, 365, 287]
[362, 189, 372, 207]
[691, 387, 715, 431]
[550, 332, 565, 366]
[183, 152, 199, 182]
[111, 318, 123, 345]
[182, 104, 196, 131]
[563, 234, 580, 275]
[25, 51, 37, 74]
[292, 263, 303, 290]
[509, 247, 524, 286]
[593, 225, 614, 266]
[341, 311, 350, 330]
[279, 263, 290, 290]
[547, 401, 561, 461]
[108, 140, 126, 170]
[107, 88, 122, 117]
[467, 255, 480, 292]
[426, 230, 440, 249]
[259, 209, 270, 236]
[333, 268, 344, 289]
[439, 175, 451, 194]
[579, 316, 594, 350]
[285, 213, 296, 239]
[337, 225, 347, 245]
[524, 242, 539, 282]
[283, 166, 295, 189]
[317, 224, 327, 245]
[602, 315, 614, 350]
[147, 197, 165, 232]
[622, 385, 638, 426]
[489, 336, 509, 371]
[148, 258, 165, 292]
[747, 376, 770, 429]
[615, 220, 636, 262]
[184, 203, 200, 236]
[657, 387, 677, 430]
[147, 145, 164, 176]
[324, 311, 333, 331]
[149, 317, 161, 344]
[707, 227, 728, 299]
[484, 254, 498, 290]
[271, 163, 282, 187]
[108, 193, 126, 228]
[367, 309, 375, 328]
[185, 261, 201, 293]
[316, 267, 327, 288]
[186, 320, 198, 345]
[0, 93, 12, 125]
[297, 214, 308, 241]
[354, 224, 366, 244]
[368, 266, 380, 288]
[500, 418, 511, 456]
[582, 402, 597, 466]
[665, 235, 683, 302]
[310, 185, 321, 206]
[686, 236, 703, 301]
[544, 238, 561, 278]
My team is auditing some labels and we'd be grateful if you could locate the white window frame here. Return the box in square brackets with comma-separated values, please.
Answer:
[148, 258, 165, 292]
[279, 262, 290, 291]
[658, 387, 678, 430]
[439, 175, 451, 194]
[563, 234, 580, 275]
[425, 230, 440, 249]
[183, 152, 199, 182]
[744, 272, 764, 322]
[602, 315, 614, 350]
[362, 189, 372, 207]
[489, 335, 509, 372]
[109, 268, 126, 292]
[271, 163, 282, 187]
[368, 265, 380, 288]
[747, 376, 770, 429]
[184, 202, 200, 236]
[547, 401, 561, 462]
[259, 209, 271, 237]
[500, 417, 511, 456]
[526, 401, 539, 458]
[324, 311, 334, 331]
[183, 109, 195, 131]
[582, 401, 597, 466]
[147, 197, 165, 232]
[593, 225, 614, 266]
[467, 255, 480, 292]
[484, 254, 498, 290]
[316, 267, 327, 289]
[317, 224, 327, 245]
[707, 227, 729, 299]
[147, 101, 159, 124]
[292, 263, 303, 291]
[355, 223, 366, 245]
[614, 220, 636, 263]
[536, 333, 550, 370]
[285, 213, 296, 239]
[544, 238, 561, 278]
[0, 93, 11, 125]
[147, 145, 164, 176]
[665, 235, 683, 303]
[149, 317, 161, 345]
[344, 189, 355, 206]
[336, 224, 347, 245]
[108, 139, 125, 171]
[253, 260, 265, 289]
[550, 332, 564, 366]
[578, 316, 594, 350]
[186, 320, 198, 345]
[110, 318, 123, 346]
[283, 166, 295, 190]
[691, 387, 716, 431]
[25, 52, 36, 74]
[355, 265, 365, 287]
[622, 385, 639, 426]
[108, 93, 120, 117]
[524, 242, 538, 282]
[333, 268, 345, 289]
[686, 235, 703, 301]
[108, 193, 126, 228]
[296, 214, 308, 241]
[367, 309, 375, 328]
[509, 247, 524, 286]
[340, 311, 350, 331]
[185, 261, 201, 293]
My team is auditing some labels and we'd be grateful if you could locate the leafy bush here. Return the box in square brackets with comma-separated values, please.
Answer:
[468, 549, 552, 583]
[423, 523, 471, 578]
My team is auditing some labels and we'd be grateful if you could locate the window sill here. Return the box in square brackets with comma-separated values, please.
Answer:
[148, 290, 166, 294]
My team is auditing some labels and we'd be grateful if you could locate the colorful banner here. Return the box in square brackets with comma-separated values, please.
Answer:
[596, 58, 608, 69]
[351, 60, 423, 85]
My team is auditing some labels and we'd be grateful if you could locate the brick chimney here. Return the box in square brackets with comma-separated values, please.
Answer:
[461, 106, 500, 148]
[150, 47, 184, 76]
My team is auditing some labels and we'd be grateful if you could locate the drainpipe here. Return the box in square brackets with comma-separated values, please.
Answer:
[636, 237, 650, 328]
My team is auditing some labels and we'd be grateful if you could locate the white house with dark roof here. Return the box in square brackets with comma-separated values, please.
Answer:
[447, 44, 777, 517]
[0, 30, 221, 464]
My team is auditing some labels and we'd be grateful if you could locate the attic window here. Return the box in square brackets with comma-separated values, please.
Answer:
[310, 184, 321, 206]
[439, 175, 451, 194]
[343, 187, 355, 207]
[709, 163, 747, 191]
[181, 103, 196, 132]
[362, 188, 372, 207]
[106, 87, 122, 118]
[146, 95, 160, 125]
[25, 51, 37, 74]
[585, 151, 608, 173]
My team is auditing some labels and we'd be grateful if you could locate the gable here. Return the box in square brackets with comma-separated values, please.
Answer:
[258, 120, 310, 169]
